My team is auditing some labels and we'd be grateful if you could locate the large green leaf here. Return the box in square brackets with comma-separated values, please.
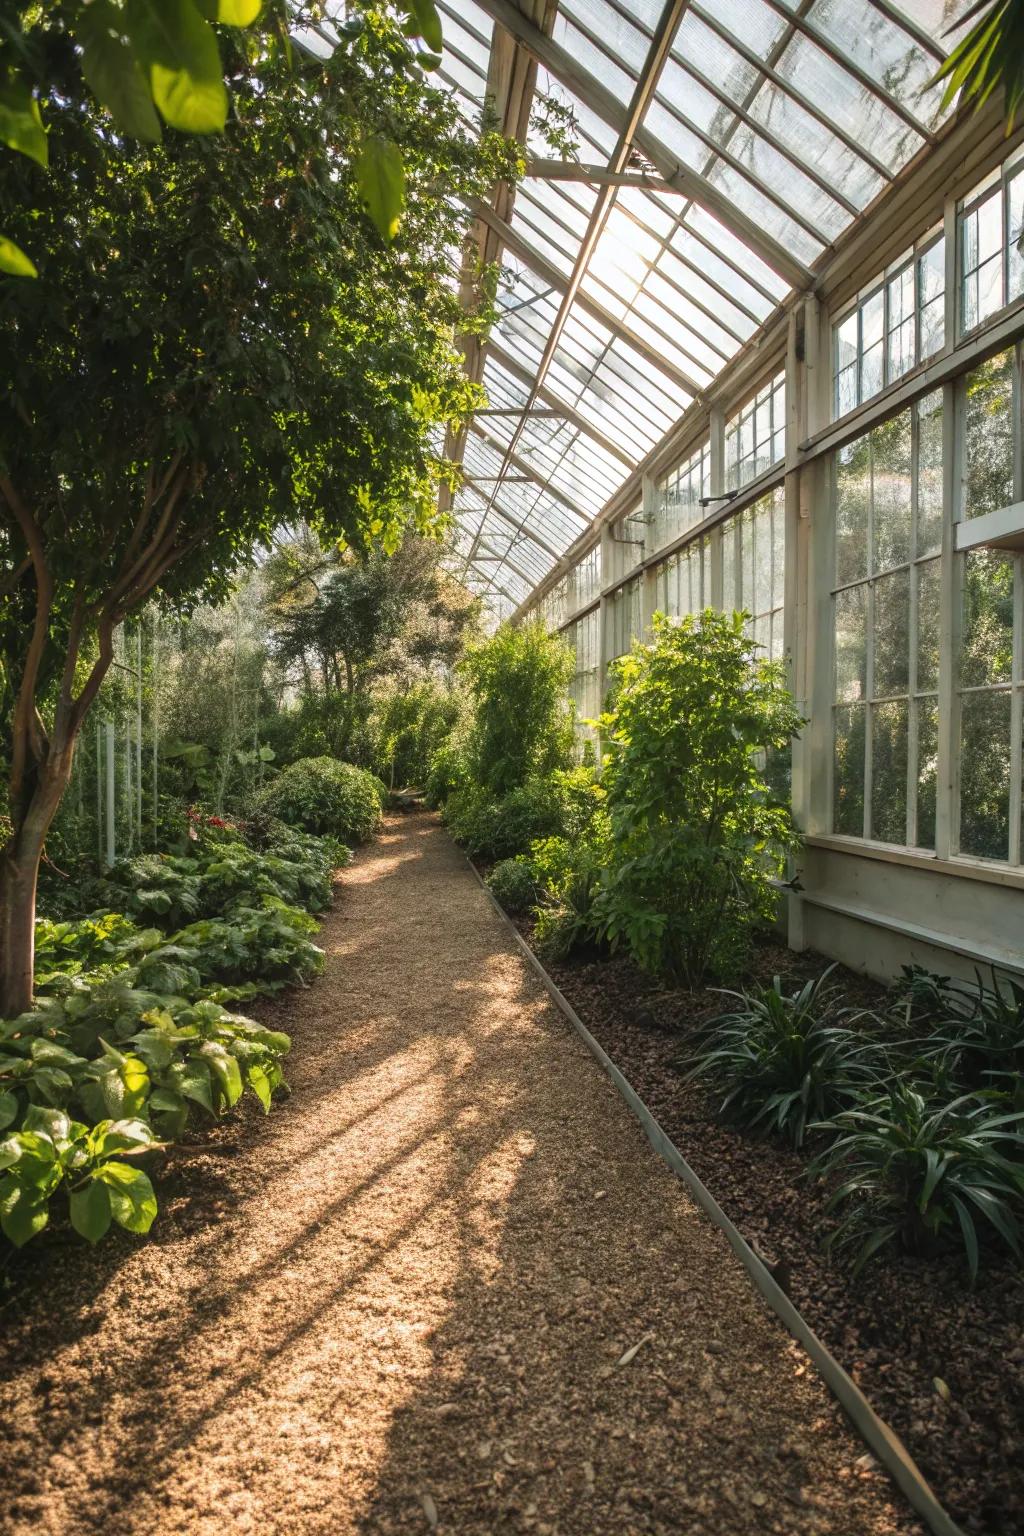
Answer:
[0, 1177, 49, 1247]
[126, 0, 228, 134]
[97, 1162, 158, 1233]
[406, 0, 443, 52]
[0, 1089, 18, 1130]
[356, 135, 406, 243]
[0, 79, 47, 167]
[78, 0, 163, 141]
[70, 1179, 113, 1244]
[195, 0, 262, 24]
[0, 235, 36, 277]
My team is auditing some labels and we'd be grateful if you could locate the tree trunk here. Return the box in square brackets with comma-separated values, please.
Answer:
[0, 751, 74, 1019]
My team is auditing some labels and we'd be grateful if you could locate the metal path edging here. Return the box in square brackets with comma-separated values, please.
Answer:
[465, 854, 966, 1536]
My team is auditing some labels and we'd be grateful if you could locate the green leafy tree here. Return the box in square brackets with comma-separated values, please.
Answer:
[595, 610, 804, 988]
[0, 12, 515, 1015]
[934, 0, 1024, 131]
[459, 620, 575, 797]
[0, 0, 449, 272]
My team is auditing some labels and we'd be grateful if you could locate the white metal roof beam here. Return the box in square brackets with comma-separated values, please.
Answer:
[461, 483, 564, 561]
[470, 0, 813, 289]
[475, 202, 704, 396]
[485, 341, 636, 467]
[470, 0, 693, 593]
[468, 422, 592, 524]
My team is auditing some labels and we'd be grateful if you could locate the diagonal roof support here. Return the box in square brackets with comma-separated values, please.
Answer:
[469, 422, 593, 523]
[470, 0, 814, 289]
[485, 342, 636, 468]
[477, 202, 704, 396]
[470, 0, 695, 590]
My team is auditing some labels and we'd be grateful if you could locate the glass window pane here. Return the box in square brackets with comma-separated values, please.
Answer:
[915, 696, 938, 851]
[872, 699, 909, 844]
[873, 568, 910, 697]
[871, 410, 912, 572]
[836, 436, 870, 586]
[964, 349, 1014, 520]
[916, 390, 944, 558]
[960, 550, 1015, 687]
[959, 690, 1012, 861]
[835, 585, 867, 702]
[834, 705, 866, 836]
[915, 558, 940, 693]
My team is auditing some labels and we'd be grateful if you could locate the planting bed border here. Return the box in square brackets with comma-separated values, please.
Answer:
[467, 857, 965, 1536]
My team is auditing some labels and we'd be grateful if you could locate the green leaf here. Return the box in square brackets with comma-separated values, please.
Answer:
[78, 0, 163, 141]
[200, 1042, 242, 1108]
[0, 79, 47, 167]
[0, 1177, 49, 1247]
[406, 0, 443, 52]
[0, 1089, 18, 1130]
[96, 1162, 158, 1234]
[0, 234, 36, 277]
[70, 1179, 112, 1244]
[246, 1062, 272, 1112]
[356, 135, 406, 243]
[126, 0, 228, 134]
[195, 0, 263, 23]
[0, 1136, 23, 1171]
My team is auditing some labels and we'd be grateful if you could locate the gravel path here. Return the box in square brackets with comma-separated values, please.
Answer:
[0, 811, 922, 1536]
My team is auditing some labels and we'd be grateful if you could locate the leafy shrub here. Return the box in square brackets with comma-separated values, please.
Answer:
[486, 858, 538, 915]
[810, 1084, 1024, 1280]
[460, 621, 575, 796]
[255, 755, 382, 842]
[594, 611, 804, 987]
[369, 681, 467, 789]
[530, 824, 609, 962]
[681, 968, 886, 1148]
[424, 735, 470, 808]
[446, 766, 603, 862]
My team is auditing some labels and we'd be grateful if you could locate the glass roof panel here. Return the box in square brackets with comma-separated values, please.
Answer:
[440, 0, 959, 611]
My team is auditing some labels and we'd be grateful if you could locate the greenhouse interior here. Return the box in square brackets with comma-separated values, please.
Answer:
[1, 2, 1024, 1534]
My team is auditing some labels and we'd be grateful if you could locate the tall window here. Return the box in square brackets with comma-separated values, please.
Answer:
[956, 349, 1024, 864]
[608, 577, 641, 661]
[831, 393, 943, 848]
[652, 441, 711, 550]
[653, 536, 711, 620]
[725, 370, 785, 491]
[959, 149, 1024, 336]
[833, 236, 945, 416]
[723, 488, 786, 660]
[567, 607, 601, 746]
[568, 545, 601, 612]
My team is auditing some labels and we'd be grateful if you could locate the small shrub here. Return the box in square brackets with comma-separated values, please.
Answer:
[425, 735, 470, 808]
[531, 826, 608, 963]
[595, 610, 804, 987]
[681, 968, 886, 1148]
[810, 1083, 1024, 1281]
[895, 968, 1024, 1094]
[255, 756, 382, 842]
[446, 766, 603, 862]
[486, 858, 538, 915]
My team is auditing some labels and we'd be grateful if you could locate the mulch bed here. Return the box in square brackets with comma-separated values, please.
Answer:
[513, 924, 1024, 1536]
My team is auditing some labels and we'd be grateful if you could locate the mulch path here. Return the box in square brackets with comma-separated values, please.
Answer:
[529, 930, 1024, 1536]
[0, 811, 923, 1536]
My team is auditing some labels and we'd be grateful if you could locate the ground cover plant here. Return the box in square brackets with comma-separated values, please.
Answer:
[0, 812, 346, 1248]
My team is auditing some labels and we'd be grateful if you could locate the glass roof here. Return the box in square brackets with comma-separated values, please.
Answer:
[429, 0, 964, 618]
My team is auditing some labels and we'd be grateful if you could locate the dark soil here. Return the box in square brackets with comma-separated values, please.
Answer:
[522, 928, 1024, 1536]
